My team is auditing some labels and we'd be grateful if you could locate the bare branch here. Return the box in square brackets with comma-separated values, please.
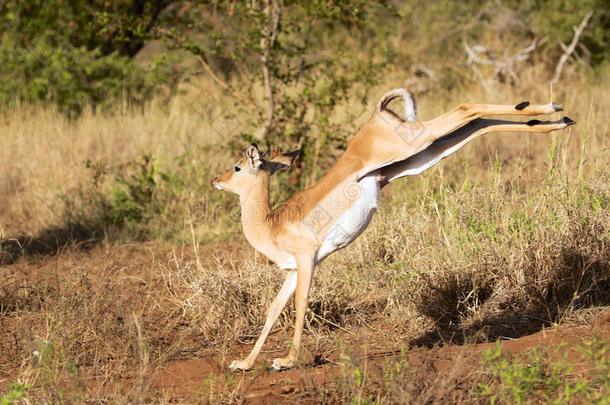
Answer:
[465, 38, 543, 88]
[464, 41, 503, 67]
[464, 41, 504, 92]
[551, 10, 593, 85]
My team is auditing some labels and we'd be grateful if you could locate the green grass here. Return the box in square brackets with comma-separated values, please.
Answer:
[1, 383, 30, 405]
[478, 335, 609, 404]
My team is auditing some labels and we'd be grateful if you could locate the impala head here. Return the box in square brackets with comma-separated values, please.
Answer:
[212, 143, 300, 195]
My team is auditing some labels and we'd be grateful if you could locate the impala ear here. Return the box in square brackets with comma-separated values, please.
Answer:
[245, 143, 262, 170]
[264, 150, 301, 175]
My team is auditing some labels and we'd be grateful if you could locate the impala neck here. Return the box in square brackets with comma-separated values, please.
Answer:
[239, 177, 273, 239]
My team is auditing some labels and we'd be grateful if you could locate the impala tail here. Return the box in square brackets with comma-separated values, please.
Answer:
[376, 88, 418, 122]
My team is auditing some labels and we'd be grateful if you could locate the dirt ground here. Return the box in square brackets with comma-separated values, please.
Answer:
[1, 243, 608, 403]
[148, 318, 610, 404]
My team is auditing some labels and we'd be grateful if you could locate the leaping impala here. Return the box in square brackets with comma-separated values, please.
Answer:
[212, 89, 574, 371]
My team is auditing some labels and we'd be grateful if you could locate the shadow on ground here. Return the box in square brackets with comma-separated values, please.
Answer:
[0, 224, 102, 265]
[411, 244, 610, 348]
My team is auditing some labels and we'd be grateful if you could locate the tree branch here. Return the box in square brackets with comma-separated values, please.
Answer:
[551, 10, 593, 85]
[256, 0, 281, 140]
[465, 38, 542, 87]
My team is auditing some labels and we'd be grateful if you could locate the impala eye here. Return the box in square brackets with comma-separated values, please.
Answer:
[234, 166, 241, 172]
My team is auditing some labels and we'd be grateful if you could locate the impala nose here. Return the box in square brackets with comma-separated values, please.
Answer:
[212, 176, 223, 190]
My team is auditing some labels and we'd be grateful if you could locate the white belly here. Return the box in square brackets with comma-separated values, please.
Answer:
[315, 173, 380, 264]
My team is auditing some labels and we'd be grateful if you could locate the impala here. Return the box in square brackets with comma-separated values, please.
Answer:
[212, 88, 574, 371]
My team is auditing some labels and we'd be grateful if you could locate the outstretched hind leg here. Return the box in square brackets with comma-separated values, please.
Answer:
[415, 101, 564, 143]
[379, 116, 576, 185]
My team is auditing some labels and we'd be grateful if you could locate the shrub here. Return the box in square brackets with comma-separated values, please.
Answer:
[0, 37, 177, 115]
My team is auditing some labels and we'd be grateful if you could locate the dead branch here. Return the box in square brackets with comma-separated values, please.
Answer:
[551, 10, 593, 85]
[464, 38, 544, 89]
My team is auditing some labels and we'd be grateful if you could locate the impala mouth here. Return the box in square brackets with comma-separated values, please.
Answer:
[212, 178, 225, 190]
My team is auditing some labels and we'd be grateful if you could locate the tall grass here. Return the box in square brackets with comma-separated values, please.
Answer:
[0, 81, 244, 261]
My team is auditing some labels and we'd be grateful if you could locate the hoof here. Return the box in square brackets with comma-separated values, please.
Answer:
[552, 102, 563, 112]
[268, 364, 294, 373]
[563, 116, 576, 125]
[229, 359, 252, 371]
[270, 357, 296, 371]
[515, 101, 529, 110]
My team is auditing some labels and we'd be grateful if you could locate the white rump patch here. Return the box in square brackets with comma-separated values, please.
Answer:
[315, 173, 380, 264]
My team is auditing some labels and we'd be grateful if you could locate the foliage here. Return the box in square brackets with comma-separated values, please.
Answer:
[0, 0, 608, 125]
[478, 336, 610, 404]
[0, 383, 30, 405]
[0, 1, 180, 114]
[0, 37, 178, 114]
[0, 0, 169, 57]
[85, 153, 207, 240]
[479, 343, 570, 403]
[106, 155, 169, 231]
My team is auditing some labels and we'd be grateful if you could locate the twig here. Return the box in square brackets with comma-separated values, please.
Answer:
[415, 64, 438, 81]
[551, 10, 593, 85]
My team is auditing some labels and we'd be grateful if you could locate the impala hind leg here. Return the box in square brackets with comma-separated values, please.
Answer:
[270, 254, 315, 371]
[229, 270, 297, 371]
[416, 100, 565, 143]
[379, 116, 575, 185]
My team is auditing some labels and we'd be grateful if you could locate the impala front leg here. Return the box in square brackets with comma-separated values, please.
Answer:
[229, 270, 297, 371]
[270, 254, 315, 371]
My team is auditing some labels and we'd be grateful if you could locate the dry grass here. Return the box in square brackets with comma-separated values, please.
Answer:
[1, 63, 609, 402]
[0, 81, 239, 245]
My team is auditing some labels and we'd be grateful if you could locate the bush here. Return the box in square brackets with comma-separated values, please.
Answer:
[0, 37, 178, 115]
[0, 1, 180, 114]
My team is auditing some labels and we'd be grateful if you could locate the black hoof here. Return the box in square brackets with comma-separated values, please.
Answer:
[515, 101, 530, 110]
[527, 119, 542, 126]
[552, 102, 563, 112]
[563, 116, 576, 125]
